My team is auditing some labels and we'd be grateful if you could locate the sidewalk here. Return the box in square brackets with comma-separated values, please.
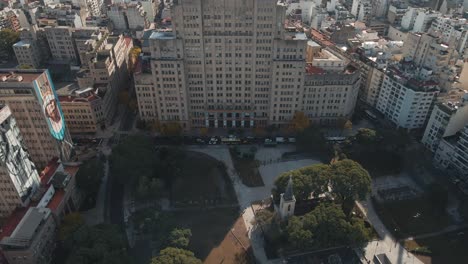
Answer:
[356, 199, 424, 264]
[82, 159, 109, 226]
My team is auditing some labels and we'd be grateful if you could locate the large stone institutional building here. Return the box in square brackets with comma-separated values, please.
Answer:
[135, 0, 360, 130]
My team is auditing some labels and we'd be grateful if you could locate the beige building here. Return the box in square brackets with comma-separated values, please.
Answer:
[303, 47, 360, 125]
[57, 84, 102, 134]
[136, 0, 358, 130]
[0, 207, 56, 264]
[0, 70, 72, 169]
[0, 105, 41, 218]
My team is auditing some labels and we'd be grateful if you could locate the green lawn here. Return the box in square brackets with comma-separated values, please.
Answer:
[374, 198, 452, 239]
[171, 151, 238, 206]
[404, 229, 468, 264]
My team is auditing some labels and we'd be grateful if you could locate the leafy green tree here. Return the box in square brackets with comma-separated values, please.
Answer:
[355, 128, 377, 145]
[151, 247, 202, 264]
[110, 135, 156, 186]
[273, 164, 331, 201]
[286, 203, 370, 250]
[65, 224, 131, 264]
[330, 159, 371, 216]
[168, 228, 192, 248]
[296, 126, 327, 153]
[59, 213, 84, 241]
[288, 111, 310, 133]
[0, 29, 20, 60]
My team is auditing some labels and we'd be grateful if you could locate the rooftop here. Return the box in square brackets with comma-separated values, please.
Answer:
[0, 70, 45, 84]
[149, 31, 175, 40]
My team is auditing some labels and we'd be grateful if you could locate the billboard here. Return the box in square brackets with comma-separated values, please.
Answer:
[33, 70, 66, 141]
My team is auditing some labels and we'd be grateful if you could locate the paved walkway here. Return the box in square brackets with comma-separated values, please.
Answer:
[82, 159, 109, 226]
[403, 223, 468, 241]
[356, 199, 424, 264]
[190, 145, 320, 264]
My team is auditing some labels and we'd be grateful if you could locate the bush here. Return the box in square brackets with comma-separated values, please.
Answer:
[411, 246, 432, 255]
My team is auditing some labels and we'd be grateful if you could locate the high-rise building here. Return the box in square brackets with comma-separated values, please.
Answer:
[137, 0, 358, 130]
[376, 63, 439, 130]
[422, 91, 468, 153]
[0, 70, 72, 169]
[0, 105, 40, 218]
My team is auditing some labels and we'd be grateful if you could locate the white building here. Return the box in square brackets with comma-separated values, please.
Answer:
[401, 8, 440, 32]
[422, 91, 468, 153]
[376, 64, 439, 130]
[86, 0, 104, 16]
[434, 125, 468, 181]
[351, 0, 372, 23]
[107, 3, 149, 31]
[0, 105, 40, 218]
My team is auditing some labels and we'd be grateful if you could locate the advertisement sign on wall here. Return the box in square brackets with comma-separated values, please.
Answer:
[32, 70, 66, 141]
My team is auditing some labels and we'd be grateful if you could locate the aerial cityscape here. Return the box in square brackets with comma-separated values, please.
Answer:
[0, 0, 468, 263]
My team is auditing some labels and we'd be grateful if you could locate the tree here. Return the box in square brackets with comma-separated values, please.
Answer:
[253, 127, 267, 137]
[110, 135, 157, 186]
[355, 128, 377, 145]
[296, 126, 327, 153]
[199, 127, 208, 137]
[330, 159, 371, 216]
[128, 47, 141, 73]
[273, 164, 331, 201]
[289, 112, 310, 133]
[65, 224, 131, 264]
[343, 120, 353, 136]
[0, 29, 20, 60]
[168, 228, 192, 248]
[151, 247, 202, 264]
[161, 122, 182, 136]
[286, 203, 370, 250]
[18, 64, 33, 69]
[59, 213, 84, 241]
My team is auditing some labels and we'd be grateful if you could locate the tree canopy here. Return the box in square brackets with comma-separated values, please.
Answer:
[110, 135, 157, 186]
[65, 224, 131, 264]
[151, 247, 202, 264]
[0, 29, 19, 60]
[168, 228, 192, 248]
[273, 160, 371, 215]
[288, 112, 310, 133]
[286, 203, 370, 250]
[330, 159, 371, 215]
[59, 213, 84, 241]
[295, 126, 327, 154]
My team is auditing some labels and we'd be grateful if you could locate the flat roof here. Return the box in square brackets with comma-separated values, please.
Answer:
[13, 40, 31, 47]
[10, 208, 47, 240]
[0, 70, 45, 84]
[149, 31, 175, 40]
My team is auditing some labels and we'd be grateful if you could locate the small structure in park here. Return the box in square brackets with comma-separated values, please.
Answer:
[279, 176, 296, 220]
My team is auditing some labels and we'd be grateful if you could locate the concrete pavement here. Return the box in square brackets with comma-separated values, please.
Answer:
[190, 145, 320, 263]
[356, 199, 424, 264]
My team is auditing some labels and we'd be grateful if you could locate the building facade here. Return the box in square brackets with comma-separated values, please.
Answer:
[136, 0, 360, 130]
[0, 70, 72, 169]
[0, 105, 40, 218]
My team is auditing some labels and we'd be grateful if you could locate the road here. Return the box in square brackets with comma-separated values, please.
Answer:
[356, 198, 424, 264]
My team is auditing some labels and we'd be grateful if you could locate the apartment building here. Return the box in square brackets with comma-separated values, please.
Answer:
[107, 3, 149, 31]
[0, 207, 56, 264]
[86, 0, 104, 16]
[434, 125, 468, 181]
[57, 84, 102, 134]
[74, 34, 132, 128]
[0, 70, 72, 169]
[350, 0, 372, 23]
[387, 1, 408, 26]
[401, 8, 439, 33]
[13, 27, 51, 69]
[113, 0, 157, 22]
[138, 0, 330, 130]
[376, 63, 439, 130]
[422, 91, 468, 152]
[44, 26, 78, 64]
[302, 47, 360, 125]
[0, 8, 21, 31]
[0, 105, 41, 218]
